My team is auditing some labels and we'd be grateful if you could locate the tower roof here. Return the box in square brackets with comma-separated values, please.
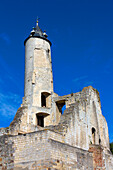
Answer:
[24, 19, 51, 45]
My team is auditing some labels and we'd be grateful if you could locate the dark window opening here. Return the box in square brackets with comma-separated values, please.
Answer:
[92, 127, 96, 144]
[36, 113, 49, 127]
[41, 93, 46, 107]
[46, 49, 50, 58]
[56, 100, 66, 114]
[37, 115, 44, 127]
[41, 92, 51, 108]
[99, 138, 101, 144]
[92, 127, 95, 134]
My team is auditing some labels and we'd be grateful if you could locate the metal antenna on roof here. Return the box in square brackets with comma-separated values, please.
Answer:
[36, 17, 40, 26]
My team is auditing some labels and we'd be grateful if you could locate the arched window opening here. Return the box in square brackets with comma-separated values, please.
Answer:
[92, 127, 96, 144]
[41, 92, 51, 108]
[56, 100, 66, 114]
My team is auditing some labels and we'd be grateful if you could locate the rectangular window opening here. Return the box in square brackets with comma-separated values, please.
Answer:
[37, 115, 44, 127]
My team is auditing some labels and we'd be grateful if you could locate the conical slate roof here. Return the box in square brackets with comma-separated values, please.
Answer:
[32, 19, 45, 37]
[24, 19, 51, 45]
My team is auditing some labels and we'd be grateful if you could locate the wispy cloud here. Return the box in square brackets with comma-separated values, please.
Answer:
[0, 33, 11, 45]
[84, 81, 94, 86]
[0, 52, 23, 123]
[0, 92, 21, 104]
[73, 75, 88, 83]
[73, 75, 94, 91]
[0, 64, 22, 127]
[0, 92, 21, 118]
[0, 104, 17, 117]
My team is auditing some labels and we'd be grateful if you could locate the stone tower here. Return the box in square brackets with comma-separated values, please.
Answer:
[23, 19, 54, 127]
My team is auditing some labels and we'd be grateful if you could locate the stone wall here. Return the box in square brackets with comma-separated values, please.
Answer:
[0, 130, 94, 170]
[53, 86, 110, 151]
[0, 129, 112, 170]
[105, 152, 113, 169]
[0, 86, 112, 169]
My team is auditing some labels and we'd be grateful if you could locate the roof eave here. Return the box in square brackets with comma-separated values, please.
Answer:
[24, 36, 52, 46]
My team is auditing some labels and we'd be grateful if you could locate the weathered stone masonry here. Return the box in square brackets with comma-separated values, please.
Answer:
[0, 19, 113, 169]
[0, 130, 94, 169]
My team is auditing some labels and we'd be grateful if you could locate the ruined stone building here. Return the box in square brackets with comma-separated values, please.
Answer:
[0, 20, 113, 169]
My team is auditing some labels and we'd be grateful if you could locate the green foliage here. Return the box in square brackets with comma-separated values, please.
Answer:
[110, 142, 113, 154]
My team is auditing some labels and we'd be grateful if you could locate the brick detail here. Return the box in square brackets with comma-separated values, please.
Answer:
[89, 145, 105, 170]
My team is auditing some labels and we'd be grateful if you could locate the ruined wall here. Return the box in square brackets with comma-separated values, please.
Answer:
[0, 87, 112, 169]
[55, 86, 110, 151]
[0, 86, 112, 169]
[0, 130, 94, 170]
[0, 129, 112, 170]
[0, 107, 28, 136]
[0, 86, 110, 150]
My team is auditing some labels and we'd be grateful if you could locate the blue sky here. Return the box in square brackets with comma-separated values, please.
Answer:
[0, 0, 113, 142]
